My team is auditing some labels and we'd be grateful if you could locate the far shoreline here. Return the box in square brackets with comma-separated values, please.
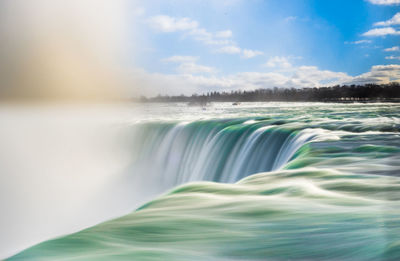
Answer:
[132, 83, 400, 104]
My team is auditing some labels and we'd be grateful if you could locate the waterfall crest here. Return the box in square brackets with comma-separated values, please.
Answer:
[129, 119, 317, 185]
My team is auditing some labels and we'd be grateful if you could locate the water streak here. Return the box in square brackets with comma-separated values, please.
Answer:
[129, 120, 320, 185]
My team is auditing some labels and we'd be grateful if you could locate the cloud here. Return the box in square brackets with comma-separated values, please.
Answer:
[189, 28, 233, 45]
[386, 55, 400, 60]
[242, 49, 264, 58]
[217, 45, 241, 54]
[162, 56, 198, 63]
[345, 64, 400, 84]
[176, 63, 216, 74]
[163, 56, 215, 74]
[368, 0, 400, 5]
[290, 66, 352, 86]
[147, 15, 231, 46]
[284, 16, 297, 22]
[384, 46, 400, 52]
[132, 64, 400, 96]
[147, 15, 198, 32]
[147, 15, 261, 58]
[215, 30, 233, 38]
[374, 12, 400, 27]
[363, 27, 400, 36]
[217, 46, 264, 59]
[345, 40, 372, 44]
[265, 56, 293, 69]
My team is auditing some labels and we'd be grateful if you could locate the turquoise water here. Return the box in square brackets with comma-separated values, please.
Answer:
[9, 102, 400, 260]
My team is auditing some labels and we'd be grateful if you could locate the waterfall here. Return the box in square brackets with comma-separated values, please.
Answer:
[128, 119, 318, 186]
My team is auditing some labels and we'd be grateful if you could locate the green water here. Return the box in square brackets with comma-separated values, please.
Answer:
[9, 102, 400, 260]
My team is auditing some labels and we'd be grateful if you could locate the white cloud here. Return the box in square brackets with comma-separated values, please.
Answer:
[162, 56, 215, 74]
[217, 46, 264, 58]
[265, 56, 292, 69]
[374, 12, 400, 26]
[242, 49, 264, 58]
[147, 15, 198, 32]
[162, 56, 198, 63]
[386, 55, 400, 60]
[142, 66, 350, 93]
[368, 0, 400, 5]
[284, 16, 297, 22]
[281, 66, 352, 87]
[130, 68, 197, 96]
[345, 64, 400, 85]
[147, 15, 262, 58]
[363, 27, 400, 37]
[217, 45, 241, 54]
[148, 15, 232, 46]
[176, 63, 216, 74]
[132, 64, 400, 96]
[215, 30, 233, 38]
[345, 40, 372, 44]
[189, 28, 232, 45]
[384, 46, 400, 52]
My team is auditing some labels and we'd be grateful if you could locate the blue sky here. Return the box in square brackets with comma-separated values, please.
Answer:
[131, 0, 400, 95]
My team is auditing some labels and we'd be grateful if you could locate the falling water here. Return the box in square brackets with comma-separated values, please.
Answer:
[129, 119, 319, 185]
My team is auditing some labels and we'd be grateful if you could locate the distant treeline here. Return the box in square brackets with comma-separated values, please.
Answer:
[138, 83, 400, 103]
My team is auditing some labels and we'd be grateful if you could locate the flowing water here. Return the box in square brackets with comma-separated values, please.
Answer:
[7, 102, 400, 260]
